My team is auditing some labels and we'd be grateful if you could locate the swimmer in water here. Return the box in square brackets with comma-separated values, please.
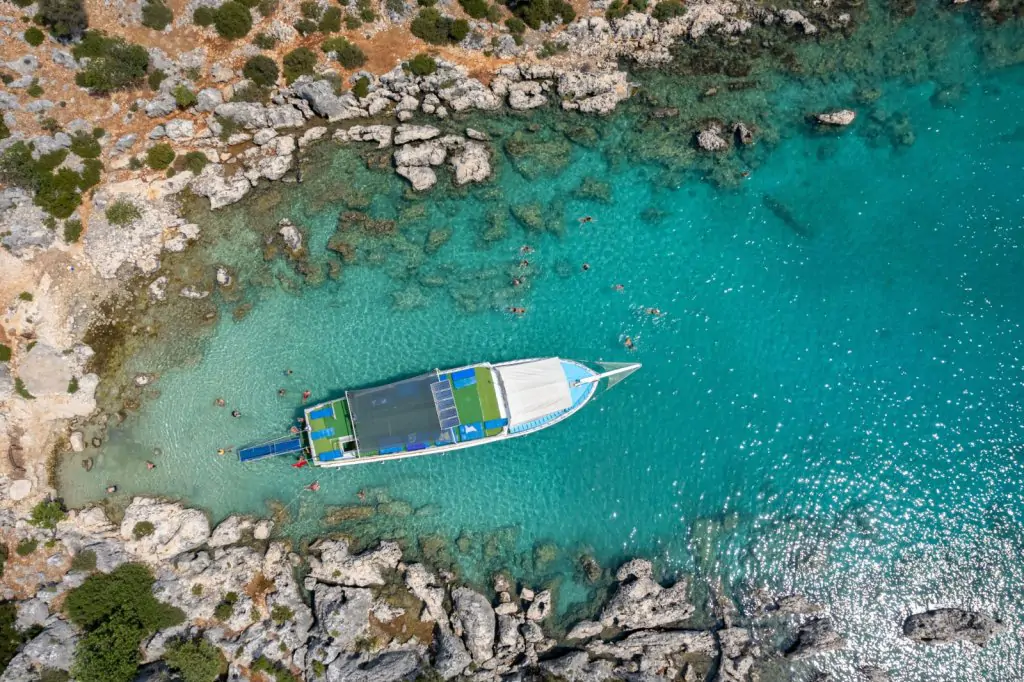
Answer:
[146, 461, 156, 470]
[614, 284, 625, 292]
[306, 481, 320, 492]
[217, 448, 226, 456]
[512, 277, 521, 287]
[578, 216, 594, 224]
[231, 409, 241, 418]
[520, 245, 533, 254]
[624, 336, 635, 351]
[519, 259, 530, 268]
[582, 263, 590, 272]
[106, 485, 117, 494]
[278, 388, 286, 397]
[302, 390, 311, 402]
[645, 307, 663, 316]
[215, 398, 226, 407]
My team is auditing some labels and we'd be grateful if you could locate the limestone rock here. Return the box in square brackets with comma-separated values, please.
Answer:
[299, 126, 328, 148]
[213, 102, 305, 130]
[588, 629, 717, 672]
[337, 124, 394, 148]
[3, 617, 78, 675]
[396, 165, 437, 191]
[253, 519, 274, 540]
[209, 515, 254, 547]
[405, 563, 447, 624]
[293, 80, 363, 122]
[540, 651, 616, 682]
[393, 142, 446, 167]
[526, 589, 552, 621]
[452, 587, 496, 663]
[567, 620, 603, 640]
[450, 142, 491, 185]
[196, 88, 223, 112]
[394, 125, 441, 145]
[15, 599, 49, 630]
[0, 188, 55, 257]
[278, 219, 303, 252]
[778, 8, 817, 34]
[120, 497, 211, 563]
[307, 539, 402, 586]
[145, 93, 177, 118]
[164, 119, 195, 141]
[600, 560, 694, 630]
[716, 627, 758, 682]
[816, 109, 856, 126]
[326, 650, 423, 682]
[697, 125, 729, 151]
[785, 617, 845, 659]
[507, 81, 547, 110]
[434, 626, 472, 679]
[902, 609, 1005, 647]
[190, 166, 252, 209]
[314, 584, 374, 650]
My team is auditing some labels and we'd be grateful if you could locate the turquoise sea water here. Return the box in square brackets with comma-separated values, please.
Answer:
[61, 8, 1024, 679]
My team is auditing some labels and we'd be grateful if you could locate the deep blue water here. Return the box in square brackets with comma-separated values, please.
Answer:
[61, 11, 1024, 679]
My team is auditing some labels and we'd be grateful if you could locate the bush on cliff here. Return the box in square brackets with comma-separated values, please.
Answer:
[106, 200, 141, 226]
[282, 47, 316, 84]
[410, 8, 468, 44]
[29, 499, 66, 529]
[24, 26, 46, 46]
[407, 53, 437, 76]
[69, 131, 101, 159]
[37, 0, 88, 40]
[458, 0, 489, 19]
[213, 1, 253, 39]
[192, 5, 215, 25]
[651, 0, 684, 20]
[164, 637, 226, 682]
[243, 55, 279, 86]
[505, 0, 574, 29]
[141, 0, 174, 30]
[321, 37, 365, 68]
[72, 31, 149, 93]
[146, 143, 176, 170]
[319, 5, 342, 32]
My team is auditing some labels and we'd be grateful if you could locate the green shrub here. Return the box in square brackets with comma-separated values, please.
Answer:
[0, 602, 25, 671]
[300, 0, 322, 18]
[30, 500, 66, 529]
[459, 0, 488, 18]
[213, 1, 252, 39]
[270, 605, 294, 625]
[164, 637, 227, 682]
[505, 15, 525, 32]
[148, 68, 166, 90]
[106, 199, 141, 225]
[344, 14, 361, 28]
[78, 158, 103, 190]
[191, 584, 203, 596]
[242, 54, 278, 86]
[651, 0, 683, 20]
[35, 168, 82, 218]
[410, 8, 465, 44]
[192, 5, 215, 25]
[319, 5, 341, 31]
[252, 31, 278, 49]
[132, 521, 155, 539]
[70, 549, 97, 572]
[24, 26, 45, 45]
[181, 151, 209, 174]
[16, 539, 38, 555]
[251, 656, 300, 682]
[293, 17, 317, 34]
[605, 0, 645, 20]
[352, 75, 369, 98]
[0, 119, 9, 142]
[146, 143, 175, 170]
[417, 0, 436, 6]
[37, 0, 88, 40]
[407, 52, 437, 76]
[385, 0, 406, 13]
[230, 82, 269, 102]
[63, 218, 83, 243]
[212, 601, 233, 621]
[0, 345, 10, 362]
[321, 37, 365, 68]
[69, 131, 101, 159]
[65, 563, 185, 632]
[507, 0, 573, 29]
[37, 148, 68, 172]
[282, 47, 316, 84]
[18, 291, 34, 302]
[0, 142, 42, 190]
[26, 81, 44, 97]
[37, 669, 70, 682]
[257, 0, 278, 15]
[172, 83, 197, 108]
[72, 608, 145, 682]
[359, 6, 375, 20]
[141, 0, 173, 29]
[14, 378, 35, 399]
[73, 32, 149, 94]
[67, 376, 79, 393]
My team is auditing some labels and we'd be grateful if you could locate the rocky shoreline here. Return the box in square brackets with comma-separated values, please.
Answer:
[0, 480, 1006, 681]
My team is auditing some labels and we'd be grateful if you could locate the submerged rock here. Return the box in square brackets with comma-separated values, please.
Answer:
[902, 608, 1005, 647]
[697, 125, 729, 152]
[816, 109, 857, 126]
[785, 617, 846, 659]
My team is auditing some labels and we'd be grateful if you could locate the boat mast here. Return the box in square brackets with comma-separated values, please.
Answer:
[573, 363, 642, 386]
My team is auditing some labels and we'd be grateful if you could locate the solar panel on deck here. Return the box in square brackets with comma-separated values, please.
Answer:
[348, 373, 445, 455]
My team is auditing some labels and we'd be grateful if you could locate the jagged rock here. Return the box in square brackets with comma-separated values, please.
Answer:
[785, 617, 845, 659]
[520, 619, 544, 644]
[149, 276, 168, 301]
[452, 587, 496, 663]
[496, 614, 525, 658]
[16, 599, 49, 630]
[600, 560, 694, 629]
[215, 267, 232, 287]
[115, 133, 138, 153]
[405, 563, 447, 623]
[434, 627, 472, 679]
[716, 628, 758, 682]
[450, 142, 491, 185]
[902, 608, 1005, 647]
[773, 594, 822, 614]
[120, 497, 211, 563]
[466, 128, 489, 141]
[778, 8, 817, 34]
[307, 539, 402, 586]
[397, 165, 437, 191]
[179, 286, 209, 300]
[196, 88, 223, 112]
[253, 519, 274, 540]
[507, 81, 547, 110]
[567, 620, 603, 640]
[557, 70, 629, 114]
[213, 102, 305, 130]
[337, 124, 393, 148]
[526, 589, 552, 621]
[858, 666, 891, 682]
[733, 122, 755, 145]
[299, 126, 328, 148]
[145, 93, 177, 118]
[209, 515, 254, 547]
[190, 166, 252, 209]
[278, 219, 303, 252]
[2, 617, 78, 676]
[394, 125, 441, 145]
[697, 125, 729, 151]
[393, 142, 446, 167]
[293, 80, 363, 122]
[164, 119, 195, 140]
[494, 601, 518, 616]
[540, 651, 617, 682]
[326, 650, 423, 682]
[0, 188, 55, 256]
[69, 431, 86, 453]
[314, 584, 374, 650]
[815, 109, 856, 126]
[17, 343, 72, 397]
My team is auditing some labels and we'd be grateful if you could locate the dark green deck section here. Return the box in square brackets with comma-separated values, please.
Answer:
[307, 398, 354, 456]
[451, 367, 503, 435]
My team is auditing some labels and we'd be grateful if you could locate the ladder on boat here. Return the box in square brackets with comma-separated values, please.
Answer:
[238, 435, 305, 462]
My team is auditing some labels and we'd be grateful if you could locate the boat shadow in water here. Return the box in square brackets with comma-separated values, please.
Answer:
[762, 194, 812, 239]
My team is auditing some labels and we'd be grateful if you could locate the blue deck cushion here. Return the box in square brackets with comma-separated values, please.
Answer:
[451, 368, 475, 382]
[319, 450, 343, 462]
[483, 417, 508, 429]
[380, 445, 404, 455]
[406, 442, 427, 451]
[452, 375, 477, 389]
[308, 406, 335, 420]
[310, 427, 335, 441]
[459, 422, 484, 441]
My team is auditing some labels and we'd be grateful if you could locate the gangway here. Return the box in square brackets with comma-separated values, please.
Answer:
[238, 436, 304, 462]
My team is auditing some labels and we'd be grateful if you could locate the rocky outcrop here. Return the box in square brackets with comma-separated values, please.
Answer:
[599, 558, 695, 629]
[0, 189, 55, 258]
[213, 102, 306, 130]
[451, 587, 496, 663]
[784, 617, 845, 659]
[697, 124, 730, 151]
[450, 142, 491, 185]
[307, 538, 402, 586]
[119, 497, 211, 562]
[190, 165, 252, 209]
[405, 563, 447, 624]
[902, 608, 1005, 647]
[815, 109, 857, 126]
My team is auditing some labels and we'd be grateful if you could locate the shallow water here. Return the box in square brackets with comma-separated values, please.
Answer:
[62, 7, 1024, 679]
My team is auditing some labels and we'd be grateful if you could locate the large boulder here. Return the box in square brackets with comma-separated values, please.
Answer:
[393, 125, 440, 145]
[2, 617, 78, 676]
[190, 166, 252, 209]
[404, 563, 447, 624]
[540, 651, 617, 682]
[450, 142, 491, 185]
[208, 515, 254, 547]
[213, 102, 305, 130]
[451, 587, 495, 664]
[17, 343, 73, 397]
[293, 80, 363, 122]
[120, 497, 211, 562]
[434, 627, 472, 679]
[396, 166, 437, 191]
[313, 584, 374, 650]
[0, 188, 55, 257]
[326, 650, 423, 682]
[815, 109, 856, 126]
[902, 608, 1005, 647]
[784, 617, 845, 659]
[307, 539, 402, 586]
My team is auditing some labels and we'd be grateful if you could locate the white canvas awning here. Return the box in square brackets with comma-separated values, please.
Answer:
[495, 358, 572, 427]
